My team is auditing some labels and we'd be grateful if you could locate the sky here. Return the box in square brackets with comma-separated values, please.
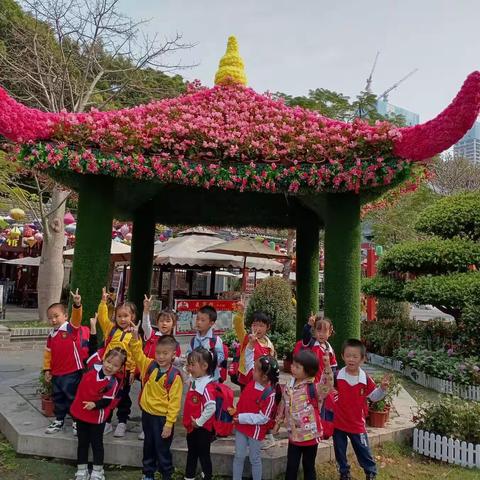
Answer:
[118, 0, 480, 122]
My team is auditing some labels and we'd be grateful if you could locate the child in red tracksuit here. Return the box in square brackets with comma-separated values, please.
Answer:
[183, 348, 218, 480]
[43, 289, 83, 435]
[333, 339, 390, 480]
[70, 314, 127, 480]
[231, 355, 280, 480]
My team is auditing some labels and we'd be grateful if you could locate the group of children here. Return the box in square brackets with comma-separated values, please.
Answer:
[43, 289, 390, 480]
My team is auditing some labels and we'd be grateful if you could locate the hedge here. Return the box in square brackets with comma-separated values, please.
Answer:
[377, 237, 480, 275]
[362, 276, 406, 300]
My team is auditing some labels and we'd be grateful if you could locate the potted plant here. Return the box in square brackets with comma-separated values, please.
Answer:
[38, 370, 54, 417]
[367, 375, 401, 428]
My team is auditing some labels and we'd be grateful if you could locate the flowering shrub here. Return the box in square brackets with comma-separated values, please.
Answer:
[394, 347, 480, 386]
[413, 396, 480, 444]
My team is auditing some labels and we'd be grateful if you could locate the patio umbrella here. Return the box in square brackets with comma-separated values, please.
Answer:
[63, 240, 131, 263]
[200, 237, 288, 291]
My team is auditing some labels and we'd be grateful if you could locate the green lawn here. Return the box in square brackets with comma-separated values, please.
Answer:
[1, 434, 478, 480]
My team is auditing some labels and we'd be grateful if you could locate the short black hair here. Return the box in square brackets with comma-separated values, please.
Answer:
[156, 335, 178, 351]
[251, 311, 272, 327]
[47, 302, 67, 315]
[198, 305, 217, 323]
[342, 338, 367, 357]
[293, 350, 319, 378]
[187, 347, 217, 376]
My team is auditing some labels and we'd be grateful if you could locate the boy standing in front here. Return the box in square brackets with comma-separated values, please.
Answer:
[129, 325, 183, 480]
[43, 289, 83, 434]
[185, 305, 225, 381]
[333, 339, 390, 480]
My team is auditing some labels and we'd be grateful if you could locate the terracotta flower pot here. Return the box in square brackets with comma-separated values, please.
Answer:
[41, 396, 55, 417]
[367, 408, 388, 428]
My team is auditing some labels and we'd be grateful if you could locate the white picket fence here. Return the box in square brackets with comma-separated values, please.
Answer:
[413, 428, 480, 468]
[367, 353, 480, 401]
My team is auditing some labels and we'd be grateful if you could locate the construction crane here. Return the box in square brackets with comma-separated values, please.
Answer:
[365, 51, 380, 93]
[378, 68, 419, 102]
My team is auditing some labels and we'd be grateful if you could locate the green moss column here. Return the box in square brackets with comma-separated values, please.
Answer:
[295, 207, 320, 339]
[128, 200, 156, 317]
[70, 176, 114, 323]
[324, 192, 361, 355]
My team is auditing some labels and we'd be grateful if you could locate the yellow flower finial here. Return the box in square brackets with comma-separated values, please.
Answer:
[214, 36, 247, 86]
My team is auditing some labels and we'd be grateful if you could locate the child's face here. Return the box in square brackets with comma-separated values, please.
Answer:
[188, 359, 208, 378]
[251, 321, 268, 339]
[47, 306, 68, 329]
[157, 314, 174, 335]
[252, 359, 268, 384]
[314, 320, 333, 344]
[195, 312, 213, 335]
[291, 361, 308, 381]
[103, 354, 123, 376]
[116, 306, 133, 330]
[155, 345, 176, 369]
[342, 346, 365, 372]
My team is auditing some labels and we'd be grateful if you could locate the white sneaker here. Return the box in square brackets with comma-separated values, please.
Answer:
[72, 421, 77, 436]
[90, 467, 105, 480]
[138, 430, 145, 440]
[103, 422, 113, 436]
[74, 465, 89, 480]
[45, 419, 64, 434]
[113, 422, 127, 437]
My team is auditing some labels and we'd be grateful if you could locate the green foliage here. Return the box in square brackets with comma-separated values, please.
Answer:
[221, 329, 240, 357]
[395, 347, 480, 386]
[376, 298, 410, 322]
[378, 238, 480, 275]
[403, 272, 480, 314]
[456, 303, 480, 357]
[38, 370, 52, 396]
[414, 397, 480, 444]
[415, 191, 480, 241]
[362, 276, 405, 300]
[269, 328, 296, 359]
[369, 374, 401, 411]
[365, 184, 438, 248]
[245, 276, 295, 335]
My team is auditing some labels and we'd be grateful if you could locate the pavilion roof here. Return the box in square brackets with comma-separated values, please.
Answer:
[1, 37, 480, 195]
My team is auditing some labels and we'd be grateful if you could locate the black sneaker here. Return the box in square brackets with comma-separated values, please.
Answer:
[45, 419, 64, 434]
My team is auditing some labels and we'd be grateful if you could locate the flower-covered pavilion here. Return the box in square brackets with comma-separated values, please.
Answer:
[1, 36, 480, 351]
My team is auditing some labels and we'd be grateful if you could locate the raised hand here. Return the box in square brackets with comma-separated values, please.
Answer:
[143, 294, 153, 313]
[127, 319, 140, 340]
[248, 333, 256, 348]
[70, 288, 81, 306]
[101, 287, 108, 303]
[90, 313, 98, 334]
[308, 312, 316, 327]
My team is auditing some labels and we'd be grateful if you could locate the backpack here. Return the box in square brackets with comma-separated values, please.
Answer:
[228, 345, 241, 386]
[78, 326, 90, 362]
[212, 382, 235, 437]
[190, 335, 228, 383]
[304, 379, 335, 440]
[138, 363, 181, 403]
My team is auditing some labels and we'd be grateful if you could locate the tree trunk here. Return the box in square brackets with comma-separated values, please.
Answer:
[37, 185, 69, 322]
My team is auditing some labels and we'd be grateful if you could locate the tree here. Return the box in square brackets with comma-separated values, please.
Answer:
[430, 153, 480, 195]
[0, 0, 189, 320]
[363, 192, 480, 324]
[364, 185, 438, 248]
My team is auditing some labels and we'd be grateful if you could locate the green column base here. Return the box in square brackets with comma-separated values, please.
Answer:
[324, 192, 361, 356]
[295, 207, 320, 339]
[70, 176, 114, 324]
[128, 200, 156, 317]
